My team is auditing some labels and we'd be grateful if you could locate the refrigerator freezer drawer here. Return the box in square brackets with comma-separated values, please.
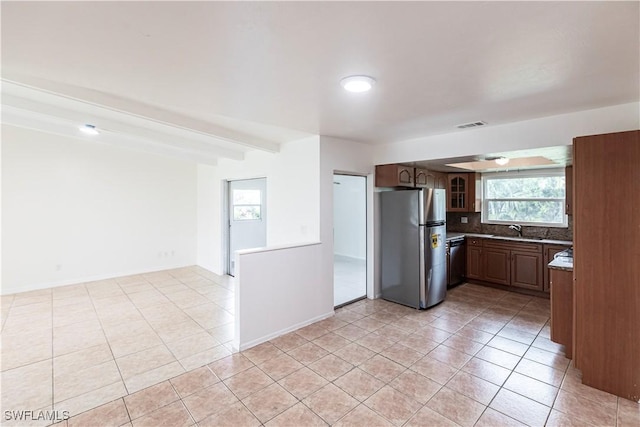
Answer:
[423, 263, 447, 308]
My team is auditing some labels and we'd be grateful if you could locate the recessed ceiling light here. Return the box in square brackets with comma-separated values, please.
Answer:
[495, 157, 510, 166]
[340, 75, 376, 93]
[79, 124, 99, 135]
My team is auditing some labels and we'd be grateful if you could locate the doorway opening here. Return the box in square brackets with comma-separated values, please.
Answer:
[333, 174, 367, 307]
[226, 178, 267, 277]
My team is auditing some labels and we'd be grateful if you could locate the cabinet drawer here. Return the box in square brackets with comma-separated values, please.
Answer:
[467, 238, 483, 247]
[483, 240, 542, 253]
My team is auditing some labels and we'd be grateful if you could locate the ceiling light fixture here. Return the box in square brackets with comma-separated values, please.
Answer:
[495, 157, 510, 166]
[340, 75, 376, 93]
[79, 124, 99, 135]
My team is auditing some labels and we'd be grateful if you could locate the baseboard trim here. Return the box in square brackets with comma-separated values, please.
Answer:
[1, 262, 195, 295]
[237, 310, 335, 352]
[334, 254, 366, 262]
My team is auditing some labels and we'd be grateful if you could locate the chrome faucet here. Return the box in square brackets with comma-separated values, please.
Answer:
[509, 224, 523, 237]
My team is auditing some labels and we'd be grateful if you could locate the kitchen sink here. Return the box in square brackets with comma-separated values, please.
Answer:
[491, 236, 547, 243]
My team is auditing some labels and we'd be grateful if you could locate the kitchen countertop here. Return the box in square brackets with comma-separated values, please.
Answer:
[548, 256, 574, 271]
[445, 232, 466, 241]
[445, 232, 572, 246]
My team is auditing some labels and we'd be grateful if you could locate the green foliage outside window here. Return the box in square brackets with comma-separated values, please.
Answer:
[483, 173, 567, 226]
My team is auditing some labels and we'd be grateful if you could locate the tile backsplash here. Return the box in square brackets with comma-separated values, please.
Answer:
[447, 212, 573, 242]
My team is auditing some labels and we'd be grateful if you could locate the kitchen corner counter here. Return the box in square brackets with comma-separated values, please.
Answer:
[548, 256, 574, 271]
[445, 232, 466, 241]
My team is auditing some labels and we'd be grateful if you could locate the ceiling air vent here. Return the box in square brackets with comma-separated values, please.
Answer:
[456, 121, 487, 129]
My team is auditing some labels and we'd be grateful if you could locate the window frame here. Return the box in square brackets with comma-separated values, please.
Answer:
[231, 189, 263, 221]
[481, 168, 568, 228]
[232, 205, 262, 221]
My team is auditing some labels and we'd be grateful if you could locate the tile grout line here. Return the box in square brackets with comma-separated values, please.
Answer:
[377, 291, 538, 425]
[11, 279, 629, 427]
[312, 305, 438, 425]
[51, 286, 55, 414]
[89, 279, 129, 399]
[119, 396, 133, 427]
[418, 292, 515, 426]
[0, 293, 18, 334]
[145, 271, 231, 367]
[61, 269, 222, 424]
[165, 378, 197, 426]
[476, 297, 547, 426]
[113, 274, 190, 389]
[483, 295, 578, 425]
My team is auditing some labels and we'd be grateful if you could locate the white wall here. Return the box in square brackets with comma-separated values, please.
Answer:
[197, 136, 320, 274]
[374, 102, 640, 164]
[234, 242, 329, 350]
[319, 136, 375, 302]
[333, 175, 366, 259]
[1, 125, 198, 294]
[218, 135, 375, 351]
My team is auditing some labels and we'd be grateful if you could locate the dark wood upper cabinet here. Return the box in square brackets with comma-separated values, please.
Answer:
[447, 173, 481, 212]
[375, 164, 414, 188]
[415, 168, 448, 189]
[447, 174, 467, 211]
[573, 129, 639, 401]
[414, 168, 435, 188]
[376, 165, 447, 189]
[468, 173, 481, 213]
[565, 165, 573, 215]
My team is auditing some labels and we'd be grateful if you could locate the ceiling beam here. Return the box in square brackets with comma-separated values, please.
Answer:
[2, 105, 229, 165]
[2, 78, 280, 153]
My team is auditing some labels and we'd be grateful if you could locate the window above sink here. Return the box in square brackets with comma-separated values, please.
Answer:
[481, 168, 568, 228]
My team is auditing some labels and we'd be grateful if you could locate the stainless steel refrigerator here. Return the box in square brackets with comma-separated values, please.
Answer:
[380, 188, 447, 309]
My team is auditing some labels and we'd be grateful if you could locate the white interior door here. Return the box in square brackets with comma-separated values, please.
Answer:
[228, 178, 267, 276]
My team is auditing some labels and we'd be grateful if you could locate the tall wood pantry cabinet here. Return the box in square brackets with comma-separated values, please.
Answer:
[573, 129, 639, 401]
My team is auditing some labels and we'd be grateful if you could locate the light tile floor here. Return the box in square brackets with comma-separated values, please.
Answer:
[0, 266, 234, 425]
[334, 256, 366, 307]
[2, 276, 639, 426]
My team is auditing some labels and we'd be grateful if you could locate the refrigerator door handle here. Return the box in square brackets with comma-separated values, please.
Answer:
[419, 226, 426, 308]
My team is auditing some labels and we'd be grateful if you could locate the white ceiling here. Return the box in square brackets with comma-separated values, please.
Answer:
[410, 145, 573, 173]
[2, 1, 638, 154]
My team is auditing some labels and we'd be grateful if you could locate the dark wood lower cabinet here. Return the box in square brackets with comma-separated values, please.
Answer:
[482, 241, 543, 291]
[550, 268, 573, 358]
[544, 244, 571, 292]
[511, 250, 544, 291]
[483, 247, 510, 286]
[466, 239, 545, 294]
[465, 240, 483, 280]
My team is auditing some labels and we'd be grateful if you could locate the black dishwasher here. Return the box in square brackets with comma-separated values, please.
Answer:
[447, 237, 466, 288]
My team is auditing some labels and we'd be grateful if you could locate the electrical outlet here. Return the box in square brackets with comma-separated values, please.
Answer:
[461, 217, 468, 224]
